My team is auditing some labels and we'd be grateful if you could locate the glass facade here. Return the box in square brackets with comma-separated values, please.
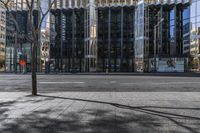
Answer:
[2, 0, 199, 73]
[50, 8, 85, 72]
[122, 7, 135, 72]
[84, 0, 97, 72]
[135, 1, 145, 72]
[97, 6, 134, 72]
[182, 5, 190, 54]
[189, 0, 200, 71]
[1, 0, 41, 73]
[97, 7, 109, 72]
[146, 3, 193, 72]
[5, 11, 33, 72]
[49, 0, 200, 72]
[169, 9, 175, 55]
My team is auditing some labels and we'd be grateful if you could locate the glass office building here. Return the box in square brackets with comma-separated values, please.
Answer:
[42, 0, 199, 72]
[50, 8, 85, 72]
[1, 0, 41, 73]
[145, 1, 191, 72]
[190, 0, 200, 71]
[0, 0, 199, 73]
[49, 0, 97, 72]
[97, 6, 135, 72]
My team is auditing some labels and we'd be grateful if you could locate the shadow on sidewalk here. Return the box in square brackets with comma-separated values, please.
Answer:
[37, 94, 200, 133]
[0, 94, 200, 133]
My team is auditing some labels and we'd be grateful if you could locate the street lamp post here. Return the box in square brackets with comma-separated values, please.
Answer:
[154, 18, 164, 72]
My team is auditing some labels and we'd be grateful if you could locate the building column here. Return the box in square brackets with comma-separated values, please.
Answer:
[60, 11, 63, 72]
[75, 0, 77, 8]
[159, 6, 163, 56]
[96, 8, 99, 71]
[72, 10, 75, 71]
[80, 0, 83, 7]
[174, 5, 177, 55]
[83, 9, 86, 72]
[69, 0, 72, 8]
[55, 12, 60, 72]
[108, 7, 111, 71]
[120, 7, 124, 71]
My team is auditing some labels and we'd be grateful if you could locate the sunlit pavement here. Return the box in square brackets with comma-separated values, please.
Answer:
[0, 74, 200, 133]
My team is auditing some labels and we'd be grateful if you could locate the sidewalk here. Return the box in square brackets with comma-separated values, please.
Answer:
[1, 92, 200, 133]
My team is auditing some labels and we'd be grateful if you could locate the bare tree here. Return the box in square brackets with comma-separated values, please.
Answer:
[0, 0, 55, 95]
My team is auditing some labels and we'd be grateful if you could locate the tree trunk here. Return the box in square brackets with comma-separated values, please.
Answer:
[32, 41, 37, 95]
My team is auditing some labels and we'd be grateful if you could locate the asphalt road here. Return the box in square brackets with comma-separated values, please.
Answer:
[0, 74, 200, 92]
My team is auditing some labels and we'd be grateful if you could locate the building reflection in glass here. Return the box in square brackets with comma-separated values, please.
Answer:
[50, 8, 85, 72]
[135, 1, 144, 72]
[97, 6, 135, 72]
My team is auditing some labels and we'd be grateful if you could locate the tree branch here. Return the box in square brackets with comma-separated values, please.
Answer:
[38, 0, 56, 30]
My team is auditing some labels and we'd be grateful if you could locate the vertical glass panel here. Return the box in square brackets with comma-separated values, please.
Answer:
[190, 2, 196, 17]
[169, 8, 176, 55]
[170, 26, 175, 38]
[197, 1, 200, 16]
[197, 16, 200, 23]
[170, 9, 175, 38]
[170, 10, 174, 20]
[183, 7, 190, 20]
[191, 17, 196, 24]
[183, 19, 190, 34]
[135, 1, 144, 72]
[183, 6, 190, 34]
[182, 6, 190, 54]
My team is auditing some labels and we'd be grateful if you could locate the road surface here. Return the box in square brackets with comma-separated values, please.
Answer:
[0, 74, 200, 92]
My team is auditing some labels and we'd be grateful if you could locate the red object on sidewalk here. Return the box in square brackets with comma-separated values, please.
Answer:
[19, 60, 26, 66]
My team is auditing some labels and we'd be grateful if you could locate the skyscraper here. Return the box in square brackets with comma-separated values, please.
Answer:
[1, 0, 199, 73]
[3, 0, 41, 73]
[49, 0, 200, 73]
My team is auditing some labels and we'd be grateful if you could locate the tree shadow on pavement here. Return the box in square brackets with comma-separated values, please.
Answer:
[0, 94, 200, 133]
[37, 94, 200, 133]
[0, 108, 164, 133]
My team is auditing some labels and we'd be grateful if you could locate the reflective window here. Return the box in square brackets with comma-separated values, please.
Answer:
[197, 1, 200, 16]
[191, 17, 196, 23]
[170, 9, 175, 38]
[183, 7, 190, 35]
[183, 7, 190, 20]
[197, 16, 200, 23]
[190, 2, 196, 17]
[135, 2, 144, 72]
[170, 10, 174, 20]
